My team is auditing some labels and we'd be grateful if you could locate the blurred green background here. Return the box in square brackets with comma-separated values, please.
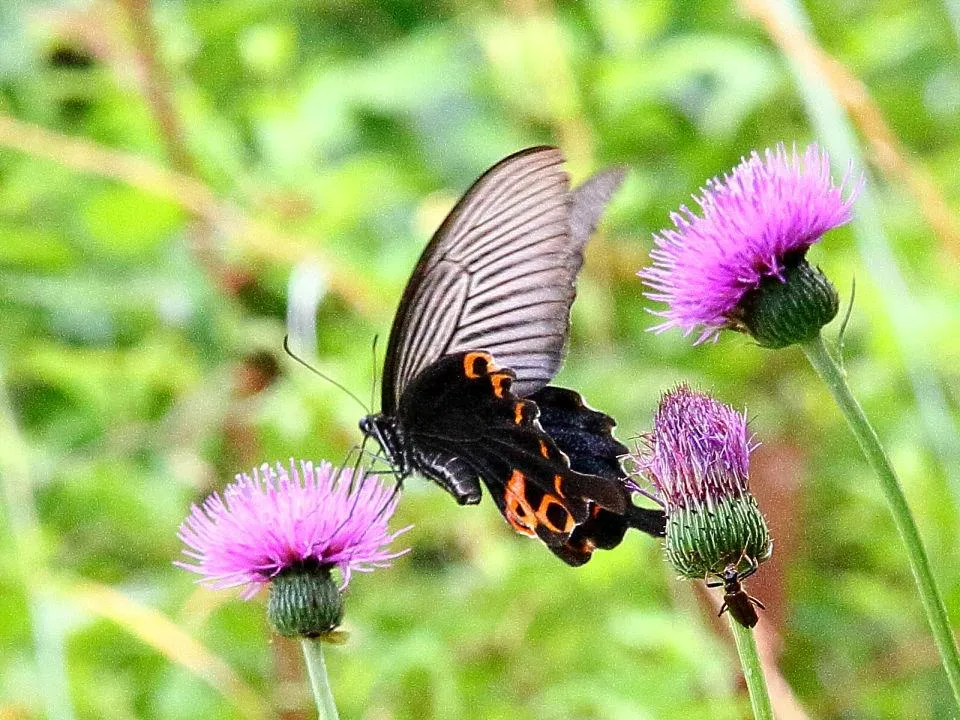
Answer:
[2, 0, 960, 718]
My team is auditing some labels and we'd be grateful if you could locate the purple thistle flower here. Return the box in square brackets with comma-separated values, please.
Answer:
[630, 386, 773, 626]
[641, 143, 859, 343]
[177, 460, 409, 599]
[632, 385, 756, 513]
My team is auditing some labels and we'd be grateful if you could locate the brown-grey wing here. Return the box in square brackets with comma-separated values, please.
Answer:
[381, 147, 625, 412]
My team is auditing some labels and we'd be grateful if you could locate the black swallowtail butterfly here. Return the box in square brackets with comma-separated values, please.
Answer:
[360, 147, 665, 565]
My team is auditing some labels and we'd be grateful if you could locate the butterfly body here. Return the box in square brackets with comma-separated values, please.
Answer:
[361, 147, 665, 565]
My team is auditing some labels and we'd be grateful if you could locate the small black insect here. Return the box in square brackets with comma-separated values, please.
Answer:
[707, 556, 766, 628]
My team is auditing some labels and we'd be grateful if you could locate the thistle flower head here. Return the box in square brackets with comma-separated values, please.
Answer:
[631, 385, 754, 511]
[641, 143, 859, 346]
[629, 386, 771, 579]
[177, 460, 409, 637]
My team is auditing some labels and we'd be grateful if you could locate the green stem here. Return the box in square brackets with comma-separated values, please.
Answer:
[801, 334, 960, 703]
[727, 616, 773, 720]
[300, 638, 340, 720]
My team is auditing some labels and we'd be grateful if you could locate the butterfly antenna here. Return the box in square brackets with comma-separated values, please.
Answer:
[283, 335, 370, 414]
[370, 334, 380, 416]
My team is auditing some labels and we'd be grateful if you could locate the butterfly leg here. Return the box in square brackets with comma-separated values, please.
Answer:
[364, 466, 405, 478]
[366, 474, 406, 524]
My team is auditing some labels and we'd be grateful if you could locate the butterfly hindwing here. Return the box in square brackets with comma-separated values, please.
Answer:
[530, 386, 667, 561]
[529, 386, 629, 481]
[397, 352, 629, 558]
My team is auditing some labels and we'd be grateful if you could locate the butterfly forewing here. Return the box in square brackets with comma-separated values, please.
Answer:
[381, 147, 575, 413]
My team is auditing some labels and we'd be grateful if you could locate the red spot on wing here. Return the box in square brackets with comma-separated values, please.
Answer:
[505, 469, 537, 537]
[535, 494, 575, 534]
[505, 470, 576, 538]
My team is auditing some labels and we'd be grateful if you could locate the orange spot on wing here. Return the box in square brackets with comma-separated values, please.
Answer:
[490, 372, 511, 398]
[514, 402, 526, 425]
[463, 352, 493, 379]
[505, 469, 537, 537]
[536, 495, 575, 534]
[539, 440, 551, 459]
[553, 474, 564, 496]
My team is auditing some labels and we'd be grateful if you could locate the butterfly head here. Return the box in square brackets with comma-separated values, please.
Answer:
[359, 413, 409, 475]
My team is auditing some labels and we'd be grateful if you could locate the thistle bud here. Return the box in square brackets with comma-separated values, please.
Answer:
[733, 255, 839, 349]
[267, 561, 345, 638]
[629, 386, 772, 581]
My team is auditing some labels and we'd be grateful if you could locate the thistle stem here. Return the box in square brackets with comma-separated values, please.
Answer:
[801, 334, 960, 704]
[727, 616, 773, 720]
[300, 638, 340, 720]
